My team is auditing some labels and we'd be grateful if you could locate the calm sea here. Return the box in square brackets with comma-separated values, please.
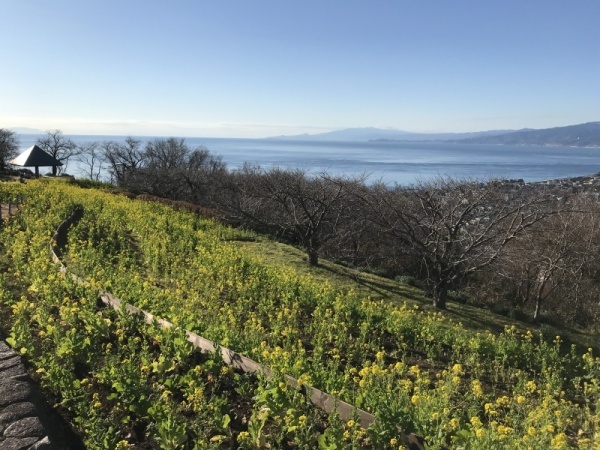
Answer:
[17, 134, 600, 186]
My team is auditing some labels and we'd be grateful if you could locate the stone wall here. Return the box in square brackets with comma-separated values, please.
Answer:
[0, 339, 52, 450]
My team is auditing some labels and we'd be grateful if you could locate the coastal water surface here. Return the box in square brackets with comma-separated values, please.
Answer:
[17, 135, 600, 185]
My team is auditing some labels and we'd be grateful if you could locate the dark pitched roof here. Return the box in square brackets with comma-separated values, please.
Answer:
[11, 145, 63, 167]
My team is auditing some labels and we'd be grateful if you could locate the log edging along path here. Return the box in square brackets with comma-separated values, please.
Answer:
[49, 207, 384, 429]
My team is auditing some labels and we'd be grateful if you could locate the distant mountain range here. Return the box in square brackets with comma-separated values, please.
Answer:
[450, 122, 600, 147]
[9, 122, 600, 147]
[269, 122, 600, 147]
[9, 127, 45, 135]
[268, 127, 513, 142]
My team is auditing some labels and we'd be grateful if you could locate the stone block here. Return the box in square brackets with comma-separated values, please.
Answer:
[0, 381, 31, 407]
[0, 436, 40, 450]
[0, 356, 22, 371]
[4, 416, 45, 438]
[0, 402, 37, 426]
[0, 350, 16, 361]
[0, 364, 26, 379]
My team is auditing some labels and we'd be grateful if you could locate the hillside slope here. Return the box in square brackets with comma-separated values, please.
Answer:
[0, 179, 598, 449]
[454, 121, 600, 147]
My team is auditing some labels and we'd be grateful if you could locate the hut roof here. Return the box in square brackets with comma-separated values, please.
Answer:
[11, 145, 63, 167]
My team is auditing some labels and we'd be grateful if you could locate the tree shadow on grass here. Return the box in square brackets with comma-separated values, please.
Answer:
[315, 261, 426, 304]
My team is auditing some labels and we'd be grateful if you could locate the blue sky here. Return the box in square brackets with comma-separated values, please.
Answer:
[1, 1, 599, 138]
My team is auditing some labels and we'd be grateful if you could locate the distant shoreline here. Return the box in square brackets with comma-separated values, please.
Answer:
[369, 138, 600, 149]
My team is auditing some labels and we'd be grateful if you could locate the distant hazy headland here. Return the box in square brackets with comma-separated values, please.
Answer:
[10, 121, 600, 148]
[270, 121, 600, 147]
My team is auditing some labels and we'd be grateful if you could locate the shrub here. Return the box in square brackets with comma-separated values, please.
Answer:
[394, 275, 415, 286]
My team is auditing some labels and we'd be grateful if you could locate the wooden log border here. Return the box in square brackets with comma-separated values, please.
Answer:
[0, 195, 24, 223]
[49, 207, 379, 430]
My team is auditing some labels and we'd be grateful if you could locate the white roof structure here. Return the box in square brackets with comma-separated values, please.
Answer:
[11, 145, 63, 177]
[11, 145, 63, 168]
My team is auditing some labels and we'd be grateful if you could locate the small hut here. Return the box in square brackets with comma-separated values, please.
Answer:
[10, 145, 63, 178]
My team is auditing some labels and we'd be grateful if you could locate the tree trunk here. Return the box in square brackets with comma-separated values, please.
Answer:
[308, 248, 319, 266]
[432, 284, 448, 309]
[533, 296, 541, 321]
[306, 235, 320, 266]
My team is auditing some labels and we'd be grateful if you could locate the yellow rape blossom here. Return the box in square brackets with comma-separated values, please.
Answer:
[484, 403, 497, 416]
[497, 425, 513, 436]
[550, 433, 568, 449]
[471, 379, 483, 398]
[526, 380, 537, 393]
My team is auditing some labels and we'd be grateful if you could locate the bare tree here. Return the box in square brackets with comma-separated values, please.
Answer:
[121, 137, 184, 197]
[36, 130, 79, 175]
[227, 167, 358, 266]
[0, 129, 19, 170]
[179, 147, 227, 206]
[136, 137, 190, 198]
[487, 194, 600, 321]
[358, 177, 557, 309]
[77, 142, 107, 181]
[106, 137, 227, 206]
[103, 137, 144, 185]
[144, 137, 188, 170]
[317, 176, 381, 268]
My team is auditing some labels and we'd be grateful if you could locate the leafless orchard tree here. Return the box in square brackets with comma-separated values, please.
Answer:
[103, 137, 144, 185]
[179, 147, 227, 206]
[103, 137, 227, 206]
[226, 166, 361, 266]
[77, 141, 107, 181]
[133, 137, 189, 197]
[36, 130, 79, 175]
[357, 177, 558, 309]
[313, 175, 388, 269]
[484, 194, 600, 321]
[135, 137, 227, 204]
[0, 129, 19, 170]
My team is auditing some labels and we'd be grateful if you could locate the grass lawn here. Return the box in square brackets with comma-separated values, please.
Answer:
[236, 235, 599, 351]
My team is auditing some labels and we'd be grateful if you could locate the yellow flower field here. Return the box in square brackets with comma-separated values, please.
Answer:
[0, 179, 598, 449]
